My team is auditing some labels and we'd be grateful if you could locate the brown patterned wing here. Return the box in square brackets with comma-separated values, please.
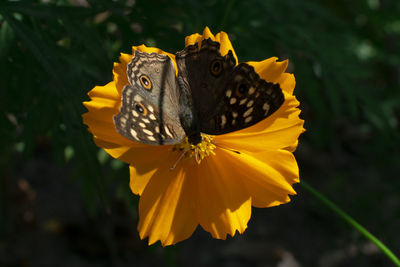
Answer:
[113, 51, 185, 145]
[175, 38, 237, 120]
[199, 63, 285, 135]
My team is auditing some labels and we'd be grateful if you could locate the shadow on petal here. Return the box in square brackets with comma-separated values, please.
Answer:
[215, 148, 299, 208]
[137, 153, 198, 246]
[195, 154, 251, 239]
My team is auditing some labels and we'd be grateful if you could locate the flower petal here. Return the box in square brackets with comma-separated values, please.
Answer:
[185, 33, 202, 47]
[82, 82, 134, 147]
[113, 53, 132, 95]
[130, 165, 154, 196]
[83, 81, 160, 164]
[201, 26, 216, 41]
[214, 99, 304, 153]
[93, 135, 168, 166]
[247, 58, 295, 95]
[184, 26, 216, 46]
[277, 73, 296, 95]
[247, 58, 288, 86]
[128, 146, 173, 195]
[215, 30, 238, 63]
[216, 148, 299, 208]
[137, 152, 198, 246]
[195, 150, 251, 239]
[184, 27, 238, 63]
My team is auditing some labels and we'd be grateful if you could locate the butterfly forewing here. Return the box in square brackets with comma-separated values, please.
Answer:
[175, 39, 236, 120]
[114, 51, 186, 145]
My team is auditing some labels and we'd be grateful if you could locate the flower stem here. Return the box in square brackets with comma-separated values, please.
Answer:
[300, 180, 400, 266]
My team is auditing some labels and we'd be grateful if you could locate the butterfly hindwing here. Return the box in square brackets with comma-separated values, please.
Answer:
[176, 38, 284, 135]
[200, 63, 284, 134]
[114, 51, 185, 145]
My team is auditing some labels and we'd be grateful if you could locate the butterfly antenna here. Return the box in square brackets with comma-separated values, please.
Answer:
[170, 148, 189, 171]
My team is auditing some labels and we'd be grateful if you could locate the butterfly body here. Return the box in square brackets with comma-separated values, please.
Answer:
[114, 39, 284, 145]
[176, 75, 202, 145]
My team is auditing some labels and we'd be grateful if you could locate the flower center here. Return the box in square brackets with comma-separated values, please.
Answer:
[172, 134, 216, 167]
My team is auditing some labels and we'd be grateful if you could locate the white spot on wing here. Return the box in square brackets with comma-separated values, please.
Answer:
[143, 129, 153, 136]
[139, 122, 146, 128]
[244, 107, 254, 117]
[230, 98, 237, 105]
[149, 114, 156, 120]
[221, 115, 227, 127]
[130, 129, 138, 139]
[164, 126, 173, 137]
[132, 110, 139, 117]
[239, 98, 248, 105]
[226, 90, 232, 98]
[249, 87, 256, 95]
[247, 100, 254, 107]
[142, 118, 150, 123]
[134, 95, 143, 102]
[147, 136, 156, 141]
[245, 116, 252, 123]
[120, 117, 127, 125]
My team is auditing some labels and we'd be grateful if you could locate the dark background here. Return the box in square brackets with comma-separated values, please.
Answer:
[1, 0, 400, 266]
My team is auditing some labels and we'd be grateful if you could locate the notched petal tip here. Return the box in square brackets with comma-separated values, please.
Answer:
[86, 81, 119, 101]
[184, 26, 215, 47]
[202, 26, 216, 40]
[184, 26, 238, 62]
[196, 156, 252, 240]
[137, 160, 198, 247]
[131, 45, 178, 75]
[113, 54, 131, 95]
[210, 149, 299, 209]
[247, 57, 290, 85]
[82, 81, 145, 158]
[215, 30, 238, 62]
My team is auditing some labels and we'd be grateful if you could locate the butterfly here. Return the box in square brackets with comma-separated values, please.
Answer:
[113, 38, 284, 145]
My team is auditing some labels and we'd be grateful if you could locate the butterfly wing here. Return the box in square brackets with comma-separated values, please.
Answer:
[176, 38, 284, 135]
[175, 39, 237, 120]
[114, 51, 185, 145]
[200, 63, 284, 134]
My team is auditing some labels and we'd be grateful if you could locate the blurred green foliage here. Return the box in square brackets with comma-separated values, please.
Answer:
[0, 0, 400, 262]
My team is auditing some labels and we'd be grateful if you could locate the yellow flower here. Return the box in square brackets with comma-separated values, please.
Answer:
[82, 27, 305, 246]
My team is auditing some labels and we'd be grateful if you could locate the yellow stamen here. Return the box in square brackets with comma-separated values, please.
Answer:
[172, 134, 216, 165]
